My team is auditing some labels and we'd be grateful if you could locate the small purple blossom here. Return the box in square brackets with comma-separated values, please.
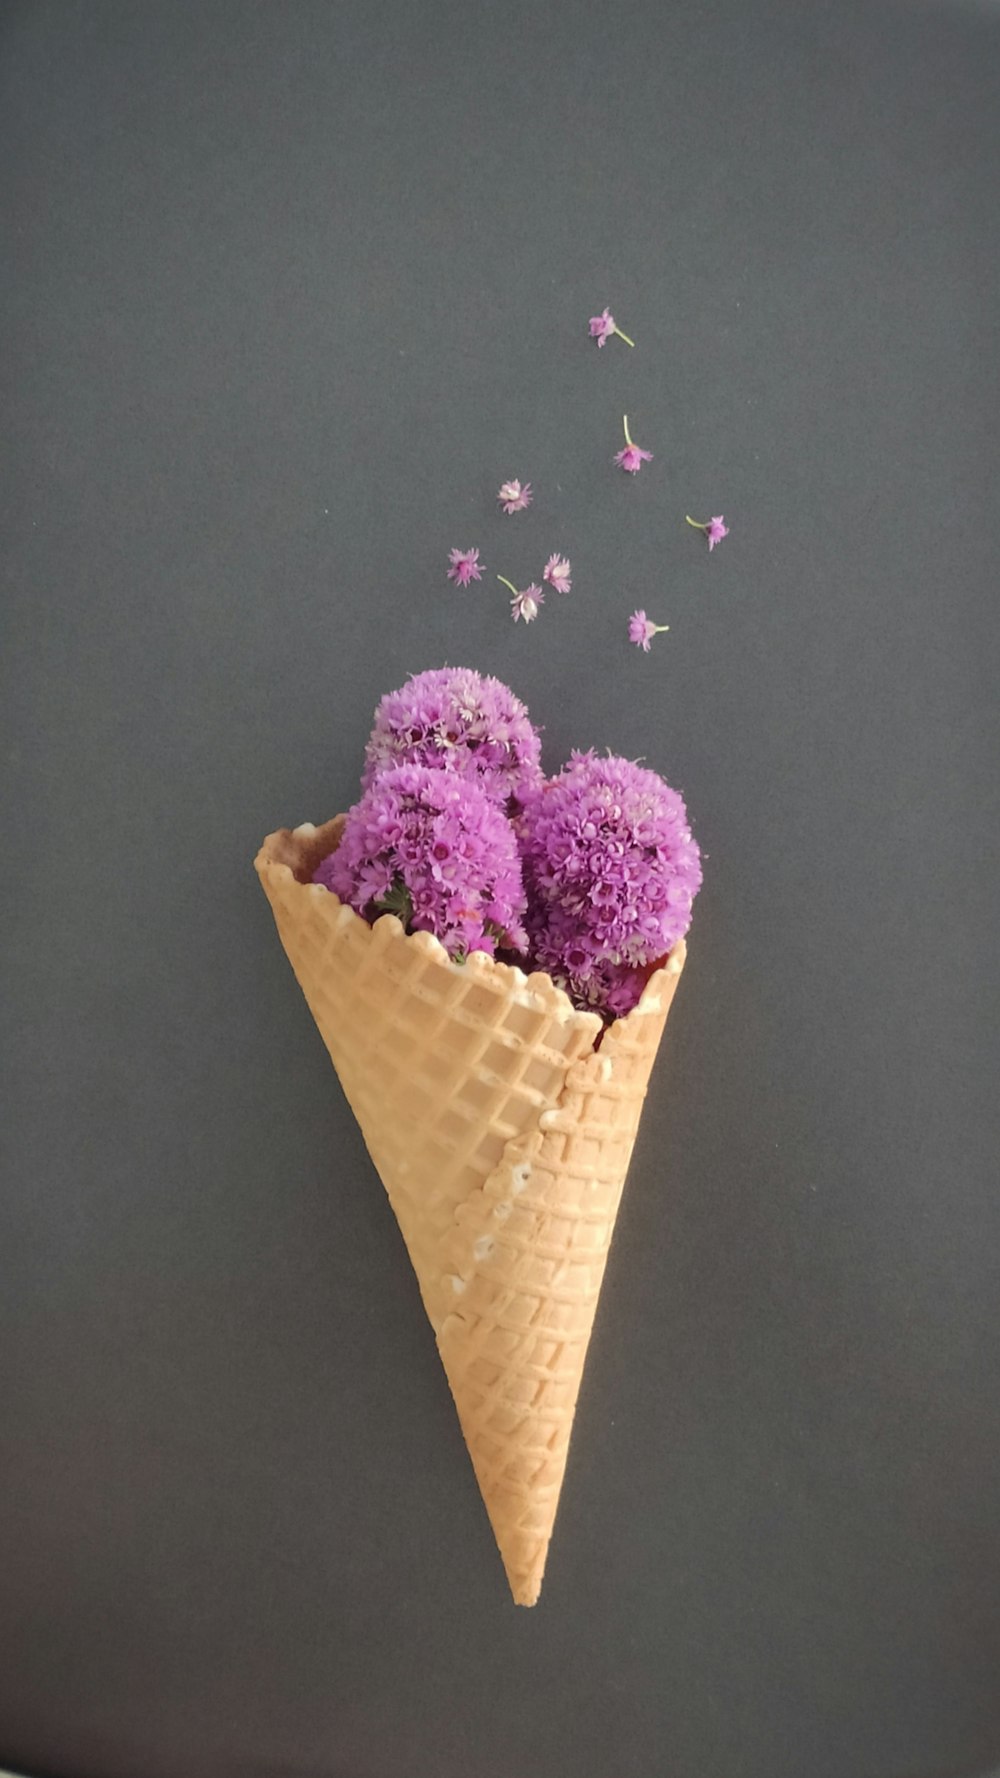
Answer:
[519, 750, 702, 1018]
[588, 308, 634, 349]
[513, 585, 543, 624]
[628, 609, 670, 652]
[498, 576, 544, 624]
[542, 554, 572, 595]
[362, 667, 542, 807]
[447, 547, 484, 587]
[498, 479, 533, 514]
[686, 514, 729, 551]
[615, 415, 653, 475]
[616, 444, 653, 474]
[314, 763, 528, 962]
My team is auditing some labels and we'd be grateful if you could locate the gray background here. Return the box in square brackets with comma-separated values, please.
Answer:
[2, 2, 998, 1776]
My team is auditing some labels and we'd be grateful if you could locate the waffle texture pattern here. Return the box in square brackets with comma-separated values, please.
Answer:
[256, 816, 686, 1605]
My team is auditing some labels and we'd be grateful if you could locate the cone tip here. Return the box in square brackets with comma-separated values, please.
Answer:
[511, 1577, 542, 1608]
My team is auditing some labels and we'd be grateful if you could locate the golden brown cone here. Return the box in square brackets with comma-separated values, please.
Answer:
[256, 817, 686, 1605]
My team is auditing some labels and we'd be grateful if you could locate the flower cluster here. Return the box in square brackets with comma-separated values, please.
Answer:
[313, 666, 702, 1020]
[445, 311, 733, 656]
[519, 750, 702, 1017]
[361, 667, 543, 808]
[316, 763, 528, 962]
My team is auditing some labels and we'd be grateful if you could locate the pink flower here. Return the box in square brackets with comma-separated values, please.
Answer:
[362, 668, 542, 806]
[686, 514, 729, 551]
[498, 479, 533, 514]
[447, 547, 484, 587]
[498, 576, 544, 623]
[316, 763, 528, 961]
[615, 415, 653, 474]
[617, 444, 653, 474]
[518, 750, 701, 1019]
[589, 308, 634, 349]
[542, 553, 572, 595]
[628, 609, 670, 652]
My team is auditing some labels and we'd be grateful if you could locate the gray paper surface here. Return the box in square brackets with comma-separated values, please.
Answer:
[2, 3, 999, 1775]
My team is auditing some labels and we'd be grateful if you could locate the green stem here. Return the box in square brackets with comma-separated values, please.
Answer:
[685, 515, 707, 530]
[614, 326, 635, 348]
[623, 414, 634, 447]
[496, 575, 519, 597]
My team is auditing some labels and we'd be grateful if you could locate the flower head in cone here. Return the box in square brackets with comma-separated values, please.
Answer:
[315, 762, 528, 960]
[520, 751, 701, 1015]
[362, 667, 543, 810]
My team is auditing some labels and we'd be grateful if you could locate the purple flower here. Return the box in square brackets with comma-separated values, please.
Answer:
[628, 609, 670, 652]
[498, 479, 533, 514]
[519, 750, 702, 1018]
[498, 576, 544, 623]
[314, 763, 528, 962]
[686, 514, 729, 551]
[615, 415, 653, 474]
[513, 586, 543, 623]
[447, 547, 484, 587]
[362, 667, 543, 807]
[542, 553, 572, 595]
[589, 308, 634, 349]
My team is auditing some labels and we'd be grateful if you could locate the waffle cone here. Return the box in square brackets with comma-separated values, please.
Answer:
[256, 817, 686, 1605]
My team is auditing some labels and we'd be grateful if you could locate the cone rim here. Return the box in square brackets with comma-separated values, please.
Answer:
[256, 815, 686, 1041]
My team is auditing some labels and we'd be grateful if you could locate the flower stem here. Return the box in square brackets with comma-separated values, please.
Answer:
[652, 623, 670, 634]
[614, 326, 635, 348]
[685, 515, 707, 530]
[496, 575, 519, 597]
[623, 414, 633, 447]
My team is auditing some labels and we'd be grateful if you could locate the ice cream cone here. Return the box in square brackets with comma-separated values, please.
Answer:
[256, 817, 686, 1605]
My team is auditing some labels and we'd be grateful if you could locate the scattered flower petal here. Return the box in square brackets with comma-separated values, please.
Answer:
[686, 514, 729, 550]
[542, 553, 572, 595]
[498, 575, 544, 623]
[628, 609, 670, 652]
[615, 415, 653, 474]
[447, 547, 484, 587]
[498, 479, 533, 514]
[588, 308, 635, 349]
